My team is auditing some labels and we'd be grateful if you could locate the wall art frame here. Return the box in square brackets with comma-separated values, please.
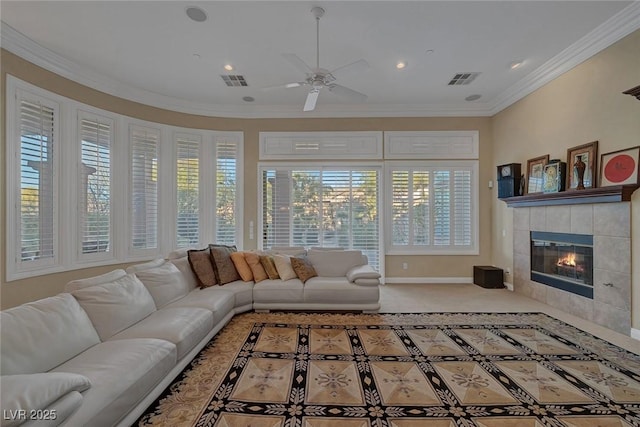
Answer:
[526, 154, 550, 194]
[543, 161, 566, 193]
[600, 146, 640, 187]
[566, 141, 598, 190]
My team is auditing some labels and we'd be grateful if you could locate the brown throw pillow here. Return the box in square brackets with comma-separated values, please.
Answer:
[209, 244, 241, 285]
[244, 251, 268, 283]
[290, 257, 318, 283]
[230, 252, 253, 282]
[260, 255, 280, 280]
[187, 248, 217, 288]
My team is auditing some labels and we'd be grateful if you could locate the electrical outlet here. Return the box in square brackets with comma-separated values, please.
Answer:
[505, 268, 511, 275]
[402, 262, 408, 270]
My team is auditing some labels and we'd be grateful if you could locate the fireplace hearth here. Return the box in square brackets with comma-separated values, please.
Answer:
[530, 231, 593, 299]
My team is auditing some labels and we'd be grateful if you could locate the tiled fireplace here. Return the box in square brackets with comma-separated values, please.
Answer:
[513, 202, 631, 334]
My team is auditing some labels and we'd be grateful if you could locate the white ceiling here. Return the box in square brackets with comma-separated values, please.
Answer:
[1, 1, 638, 118]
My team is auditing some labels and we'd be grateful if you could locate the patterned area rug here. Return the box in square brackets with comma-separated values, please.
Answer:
[137, 312, 640, 427]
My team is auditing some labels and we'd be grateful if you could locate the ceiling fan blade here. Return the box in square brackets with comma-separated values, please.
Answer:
[327, 84, 367, 102]
[261, 82, 305, 91]
[303, 89, 320, 111]
[329, 59, 370, 80]
[282, 53, 313, 75]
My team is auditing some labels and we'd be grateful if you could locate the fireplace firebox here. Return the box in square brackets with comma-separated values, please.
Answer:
[530, 231, 593, 299]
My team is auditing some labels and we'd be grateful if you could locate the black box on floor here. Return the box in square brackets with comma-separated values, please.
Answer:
[473, 266, 505, 288]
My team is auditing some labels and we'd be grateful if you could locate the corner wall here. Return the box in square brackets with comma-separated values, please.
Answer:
[491, 30, 640, 330]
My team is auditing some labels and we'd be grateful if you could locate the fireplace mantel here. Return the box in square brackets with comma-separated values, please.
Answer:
[501, 184, 639, 208]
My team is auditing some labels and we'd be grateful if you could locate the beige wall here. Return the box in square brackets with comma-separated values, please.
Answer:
[1, 49, 494, 309]
[491, 30, 640, 328]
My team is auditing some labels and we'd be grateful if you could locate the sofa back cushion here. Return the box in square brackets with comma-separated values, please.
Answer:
[307, 249, 366, 277]
[65, 269, 127, 292]
[71, 274, 157, 341]
[0, 293, 100, 375]
[169, 256, 199, 291]
[126, 260, 190, 308]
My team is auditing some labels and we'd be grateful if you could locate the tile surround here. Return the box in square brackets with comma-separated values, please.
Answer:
[513, 202, 631, 335]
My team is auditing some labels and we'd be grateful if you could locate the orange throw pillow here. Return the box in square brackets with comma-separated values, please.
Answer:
[244, 252, 268, 283]
[230, 252, 253, 282]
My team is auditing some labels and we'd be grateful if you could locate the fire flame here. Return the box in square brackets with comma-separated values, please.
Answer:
[557, 253, 577, 267]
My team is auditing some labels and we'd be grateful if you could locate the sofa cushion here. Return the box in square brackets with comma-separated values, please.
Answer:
[164, 287, 235, 325]
[0, 372, 91, 426]
[109, 307, 213, 360]
[268, 246, 307, 256]
[216, 279, 254, 308]
[1, 293, 100, 375]
[125, 258, 166, 274]
[260, 255, 280, 280]
[50, 338, 176, 427]
[188, 248, 217, 288]
[252, 279, 304, 303]
[354, 278, 381, 286]
[244, 251, 268, 283]
[169, 256, 199, 291]
[128, 260, 190, 308]
[65, 269, 126, 292]
[307, 249, 365, 277]
[290, 257, 318, 283]
[210, 245, 241, 285]
[230, 252, 253, 281]
[346, 265, 381, 282]
[272, 254, 297, 281]
[71, 274, 157, 341]
[303, 277, 380, 304]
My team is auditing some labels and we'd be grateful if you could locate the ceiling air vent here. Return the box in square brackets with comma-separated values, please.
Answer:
[220, 75, 248, 87]
[448, 72, 480, 86]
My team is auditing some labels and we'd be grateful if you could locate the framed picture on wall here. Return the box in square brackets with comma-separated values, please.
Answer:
[526, 154, 549, 194]
[566, 141, 598, 190]
[600, 146, 640, 187]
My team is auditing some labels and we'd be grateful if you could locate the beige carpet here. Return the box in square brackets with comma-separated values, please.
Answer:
[137, 312, 640, 427]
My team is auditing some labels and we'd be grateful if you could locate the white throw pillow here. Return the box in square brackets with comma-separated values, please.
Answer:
[133, 262, 190, 308]
[65, 269, 126, 292]
[0, 294, 100, 375]
[1, 372, 90, 427]
[71, 274, 156, 341]
[272, 254, 298, 281]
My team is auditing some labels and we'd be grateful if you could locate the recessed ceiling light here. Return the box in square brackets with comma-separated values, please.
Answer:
[243, 96, 255, 102]
[425, 49, 435, 55]
[192, 53, 201, 59]
[465, 94, 482, 101]
[396, 61, 407, 70]
[510, 61, 523, 70]
[224, 64, 234, 72]
[185, 6, 207, 23]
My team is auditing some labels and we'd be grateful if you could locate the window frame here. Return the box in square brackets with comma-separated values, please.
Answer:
[257, 162, 384, 275]
[385, 160, 479, 256]
[5, 76, 244, 281]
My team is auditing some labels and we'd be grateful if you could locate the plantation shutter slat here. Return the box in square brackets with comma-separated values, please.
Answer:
[130, 126, 159, 251]
[176, 135, 200, 247]
[19, 99, 56, 262]
[80, 116, 112, 255]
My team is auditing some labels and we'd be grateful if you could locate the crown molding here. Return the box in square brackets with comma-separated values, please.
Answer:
[3, 2, 639, 119]
[489, 1, 640, 116]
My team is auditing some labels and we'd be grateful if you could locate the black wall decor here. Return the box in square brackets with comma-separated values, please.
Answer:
[497, 163, 522, 198]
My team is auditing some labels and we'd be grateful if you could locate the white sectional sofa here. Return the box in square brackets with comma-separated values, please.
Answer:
[0, 248, 380, 427]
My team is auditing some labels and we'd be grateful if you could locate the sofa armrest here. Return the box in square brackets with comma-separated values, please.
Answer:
[1, 373, 90, 427]
[353, 278, 380, 287]
[346, 265, 381, 283]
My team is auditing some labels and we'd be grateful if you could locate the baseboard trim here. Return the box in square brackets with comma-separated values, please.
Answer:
[384, 277, 471, 284]
[631, 328, 640, 341]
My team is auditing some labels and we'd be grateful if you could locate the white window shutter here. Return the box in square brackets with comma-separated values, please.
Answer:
[18, 97, 58, 265]
[215, 138, 238, 246]
[130, 125, 159, 253]
[175, 133, 201, 248]
[79, 113, 113, 258]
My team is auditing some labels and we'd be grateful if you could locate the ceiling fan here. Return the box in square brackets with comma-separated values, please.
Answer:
[273, 6, 369, 112]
